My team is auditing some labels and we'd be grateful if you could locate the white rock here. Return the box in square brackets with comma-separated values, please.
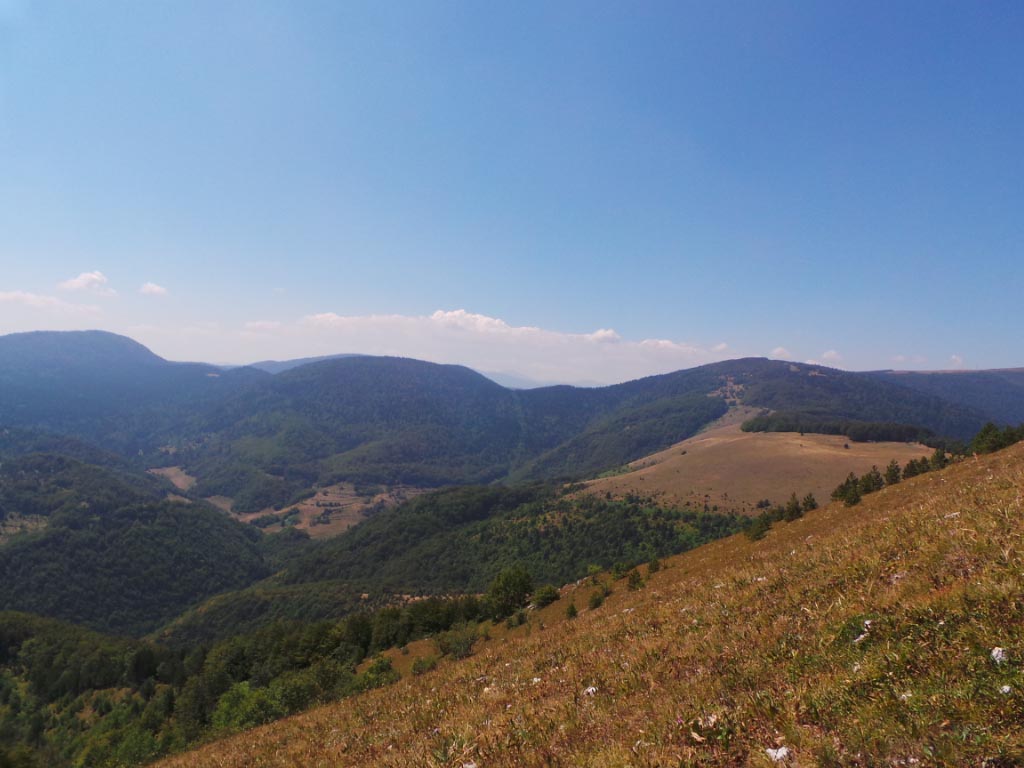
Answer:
[583, 685, 598, 696]
[1000, 685, 1012, 694]
[992, 647, 1008, 664]
[766, 745, 791, 762]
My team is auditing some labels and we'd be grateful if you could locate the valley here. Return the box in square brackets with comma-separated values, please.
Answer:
[0, 330, 1021, 767]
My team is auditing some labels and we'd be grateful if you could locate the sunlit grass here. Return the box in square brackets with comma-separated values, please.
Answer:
[158, 445, 1024, 767]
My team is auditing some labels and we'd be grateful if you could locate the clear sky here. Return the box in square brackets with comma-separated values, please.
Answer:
[1, 1, 1021, 384]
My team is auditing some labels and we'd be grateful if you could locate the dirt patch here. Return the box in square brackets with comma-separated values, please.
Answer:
[205, 496, 234, 513]
[147, 466, 197, 492]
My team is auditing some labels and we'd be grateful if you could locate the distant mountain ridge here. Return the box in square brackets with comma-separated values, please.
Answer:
[868, 367, 1024, 425]
[0, 330, 1011, 512]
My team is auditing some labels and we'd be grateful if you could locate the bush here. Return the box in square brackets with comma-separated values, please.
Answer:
[744, 515, 771, 541]
[588, 590, 605, 611]
[434, 624, 477, 660]
[411, 655, 438, 676]
[566, 601, 578, 619]
[627, 569, 644, 591]
[484, 566, 534, 620]
[532, 584, 560, 609]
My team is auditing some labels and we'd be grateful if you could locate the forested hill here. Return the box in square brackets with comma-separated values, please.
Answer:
[0, 331, 1000, 512]
[0, 453, 270, 636]
[869, 368, 1024, 426]
[0, 330, 267, 451]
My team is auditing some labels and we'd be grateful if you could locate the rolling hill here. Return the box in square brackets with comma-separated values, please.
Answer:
[0, 330, 1005, 514]
[0, 453, 271, 635]
[158, 442, 1024, 768]
[168, 354, 992, 510]
[871, 367, 1024, 426]
[0, 330, 267, 451]
[580, 413, 933, 514]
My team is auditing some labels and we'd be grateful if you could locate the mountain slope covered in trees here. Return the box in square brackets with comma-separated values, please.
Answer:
[870, 367, 1024, 425]
[0, 454, 270, 636]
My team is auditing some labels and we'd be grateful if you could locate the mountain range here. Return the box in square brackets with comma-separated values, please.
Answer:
[1, 328, 1022, 767]
[0, 330, 1013, 513]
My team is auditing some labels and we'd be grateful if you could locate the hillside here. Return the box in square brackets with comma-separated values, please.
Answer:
[0, 454, 270, 635]
[0, 330, 266, 451]
[581, 415, 932, 514]
[0, 332, 997, 512]
[277, 484, 742, 595]
[161, 444, 1024, 767]
[170, 355, 989, 510]
[872, 368, 1024, 426]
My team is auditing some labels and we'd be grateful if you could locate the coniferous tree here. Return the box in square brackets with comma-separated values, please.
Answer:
[801, 493, 818, 512]
[884, 459, 902, 486]
[784, 492, 803, 521]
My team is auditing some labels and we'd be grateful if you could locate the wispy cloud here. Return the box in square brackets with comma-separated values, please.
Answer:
[771, 346, 792, 359]
[949, 354, 965, 369]
[139, 282, 168, 296]
[0, 290, 99, 314]
[298, 308, 725, 385]
[58, 271, 116, 296]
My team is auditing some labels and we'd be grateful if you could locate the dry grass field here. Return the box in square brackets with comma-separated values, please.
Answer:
[583, 419, 931, 515]
[159, 444, 1024, 767]
[146, 465, 198, 492]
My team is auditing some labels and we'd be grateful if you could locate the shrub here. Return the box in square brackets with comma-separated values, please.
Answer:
[532, 585, 560, 609]
[434, 624, 477, 660]
[627, 569, 644, 591]
[411, 655, 438, 676]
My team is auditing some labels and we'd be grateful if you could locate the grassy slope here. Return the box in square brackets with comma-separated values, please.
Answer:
[160, 444, 1024, 767]
[582, 417, 932, 514]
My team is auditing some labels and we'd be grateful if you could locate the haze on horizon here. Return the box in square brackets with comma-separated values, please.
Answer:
[1, 1, 1022, 385]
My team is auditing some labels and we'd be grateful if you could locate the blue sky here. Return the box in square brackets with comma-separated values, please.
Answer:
[1, 1, 1021, 384]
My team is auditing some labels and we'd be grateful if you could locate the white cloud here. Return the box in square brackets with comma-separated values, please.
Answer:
[0, 290, 99, 314]
[244, 320, 282, 332]
[297, 309, 727, 385]
[58, 271, 116, 296]
[711, 342, 728, 352]
[950, 354, 965, 369]
[139, 282, 168, 296]
[771, 346, 792, 359]
[586, 328, 621, 343]
[822, 349, 842, 362]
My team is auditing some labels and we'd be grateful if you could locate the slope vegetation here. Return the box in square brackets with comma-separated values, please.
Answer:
[872, 367, 1024, 426]
[162, 444, 1024, 767]
[0, 454, 269, 635]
